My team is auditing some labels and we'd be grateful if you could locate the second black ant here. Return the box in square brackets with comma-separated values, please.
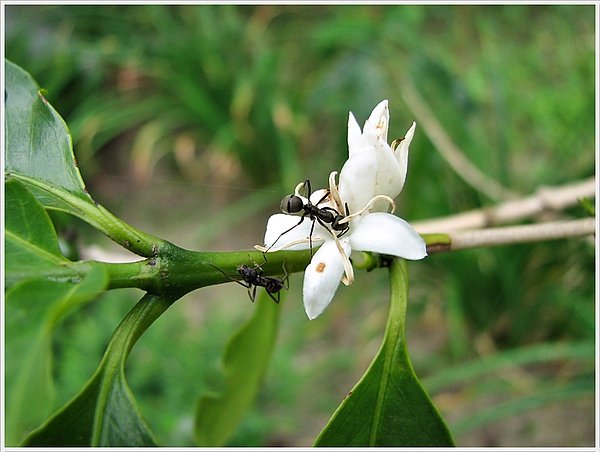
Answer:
[211, 261, 289, 304]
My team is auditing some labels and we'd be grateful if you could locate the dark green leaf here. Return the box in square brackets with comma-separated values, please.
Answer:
[5, 265, 108, 445]
[195, 290, 281, 446]
[22, 293, 176, 447]
[4, 59, 91, 203]
[4, 178, 81, 289]
[314, 259, 454, 446]
[4, 59, 166, 257]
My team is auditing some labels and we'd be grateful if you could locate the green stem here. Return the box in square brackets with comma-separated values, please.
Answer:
[12, 173, 314, 296]
[11, 173, 165, 257]
[91, 246, 312, 297]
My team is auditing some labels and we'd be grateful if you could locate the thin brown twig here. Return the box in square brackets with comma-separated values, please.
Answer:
[413, 177, 596, 233]
[426, 218, 595, 254]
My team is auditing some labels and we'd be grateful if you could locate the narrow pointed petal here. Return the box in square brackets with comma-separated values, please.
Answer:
[347, 112, 364, 158]
[373, 140, 403, 201]
[303, 239, 350, 320]
[392, 122, 416, 192]
[350, 212, 427, 260]
[365, 99, 389, 143]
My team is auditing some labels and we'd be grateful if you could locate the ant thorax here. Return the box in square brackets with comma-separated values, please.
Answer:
[262, 180, 351, 255]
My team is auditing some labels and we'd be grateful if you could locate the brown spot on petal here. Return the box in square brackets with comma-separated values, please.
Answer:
[316, 262, 326, 273]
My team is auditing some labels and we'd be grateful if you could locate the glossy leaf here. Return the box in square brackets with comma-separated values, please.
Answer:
[5, 60, 162, 257]
[314, 259, 454, 446]
[195, 290, 281, 446]
[4, 177, 75, 289]
[5, 266, 108, 445]
[4, 59, 91, 205]
[22, 293, 176, 447]
[4, 172, 108, 444]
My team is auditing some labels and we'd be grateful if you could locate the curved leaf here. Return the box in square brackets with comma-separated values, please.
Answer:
[5, 265, 108, 445]
[4, 177, 75, 289]
[22, 293, 176, 447]
[194, 291, 281, 446]
[4, 59, 162, 257]
[314, 259, 454, 446]
[4, 59, 88, 199]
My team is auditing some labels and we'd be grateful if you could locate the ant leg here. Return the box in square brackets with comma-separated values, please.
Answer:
[281, 260, 290, 290]
[264, 214, 306, 252]
[248, 284, 258, 303]
[334, 203, 351, 238]
[316, 216, 335, 235]
[308, 218, 317, 257]
[265, 289, 280, 304]
[336, 226, 350, 239]
[209, 263, 251, 289]
[314, 190, 330, 206]
[251, 261, 264, 274]
[250, 253, 268, 266]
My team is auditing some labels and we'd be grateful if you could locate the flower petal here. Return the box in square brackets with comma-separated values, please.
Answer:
[365, 99, 389, 143]
[391, 121, 416, 193]
[347, 112, 363, 158]
[372, 139, 403, 201]
[263, 214, 327, 251]
[350, 212, 427, 260]
[338, 151, 378, 216]
[303, 239, 350, 320]
[310, 188, 333, 208]
[340, 100, 412, 212]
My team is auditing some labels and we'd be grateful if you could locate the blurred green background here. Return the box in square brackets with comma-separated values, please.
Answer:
[5, 4, 595, 447]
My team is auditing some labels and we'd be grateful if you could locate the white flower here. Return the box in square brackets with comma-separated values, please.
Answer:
[338, 99, 416, 216]
[256, 100, 425, 320]
[302, 211, 426, 319]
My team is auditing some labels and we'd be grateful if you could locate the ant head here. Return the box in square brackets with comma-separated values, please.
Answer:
[280, 194, 304, 214]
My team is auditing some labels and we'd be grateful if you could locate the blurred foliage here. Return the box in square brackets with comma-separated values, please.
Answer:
[5, 4, 595, 447]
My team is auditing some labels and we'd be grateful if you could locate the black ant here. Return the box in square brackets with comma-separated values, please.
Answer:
[211, 261, 289, 304]
[266, 179, 350, 255]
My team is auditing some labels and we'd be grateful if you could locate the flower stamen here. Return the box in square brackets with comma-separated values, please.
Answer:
[328, 171, 344, 213]
[331, 233, 354, 286]
[338, 194, 396, 225]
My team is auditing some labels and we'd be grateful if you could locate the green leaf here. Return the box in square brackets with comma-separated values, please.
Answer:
[22, 293, 176, 447]
[4, 59, 164, 257]
[314, 259, 454, 447]
[4, 177, 74, 290]
[5, 265, 108, 445]
[4, 59, 88, 200]
[195, 290, 281, 446]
